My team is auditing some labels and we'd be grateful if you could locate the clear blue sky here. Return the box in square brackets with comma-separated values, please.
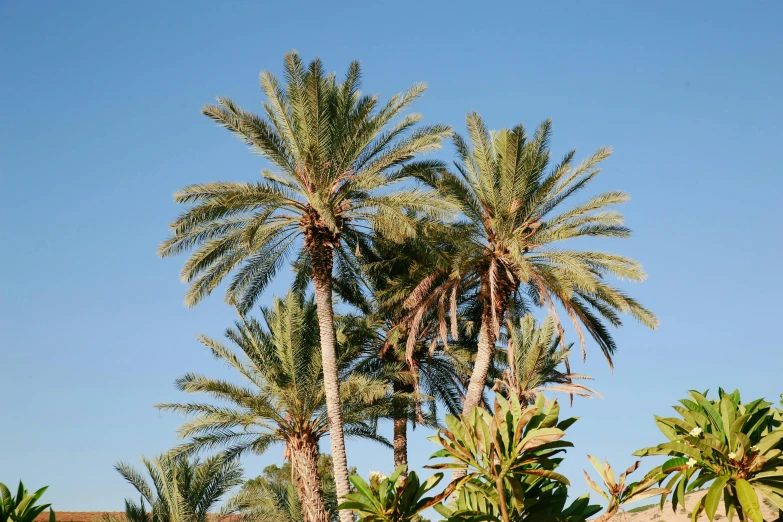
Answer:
[2, 0, 782, 512]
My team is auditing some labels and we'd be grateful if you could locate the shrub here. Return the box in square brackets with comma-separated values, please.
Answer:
[428, 393, 600, 522]
[339, 466, 448, 522]
[0, 482, 55, 522]
[635, 388, 783, 522]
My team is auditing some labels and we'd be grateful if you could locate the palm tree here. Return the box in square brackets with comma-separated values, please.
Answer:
[498, 313, 599, 405]
[353, 232, 474, 470]
[224, 478, 302, 522]
[229, 481, 301, 522]
[406, 112, 658, 416]
[109, 454, 242, 522]
[157, 291, 391, 522]
[158, 52, 451, 521]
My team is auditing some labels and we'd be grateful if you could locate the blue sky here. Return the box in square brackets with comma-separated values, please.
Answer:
[1, 0, 782, 512]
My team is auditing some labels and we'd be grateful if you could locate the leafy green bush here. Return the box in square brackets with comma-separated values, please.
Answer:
[428, 393, 598, 522]
[635, 389, 783, 522]
[0, 482, 55, 522]
[339, 466, 448, 522]
[340, 392, 609, 522]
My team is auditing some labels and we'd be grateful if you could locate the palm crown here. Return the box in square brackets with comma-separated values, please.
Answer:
[351, 231, 476, 469]
[158, 51, 451, 312]
[408, 112, 658, 414]
[111, 454, 242, 522]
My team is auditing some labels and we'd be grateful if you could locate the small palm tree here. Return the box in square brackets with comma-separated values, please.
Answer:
[226, 456, 347, 522]
[498, 314, 599, 405]
[157, 291, 391, 522]
[224, 480, 302, 522]
[406, 112, 658, 416]
[109, 454, 242, 522]
[158, 53, 451, 521]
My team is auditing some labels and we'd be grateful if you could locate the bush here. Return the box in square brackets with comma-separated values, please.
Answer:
[635, 388, 783, 522]
[0, 482, 55, 522]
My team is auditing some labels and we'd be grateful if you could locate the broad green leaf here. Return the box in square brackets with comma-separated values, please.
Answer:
[754, 485, 783, 509]
[757, 429, 783, 454]
[735, 479, 763, 522]
[705, 476, 730, 521]
[662, 457, 689, 473]
[691, 493, 706, 522]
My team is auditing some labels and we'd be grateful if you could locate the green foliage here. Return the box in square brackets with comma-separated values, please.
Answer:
[583, 458, 668, 521]
[108, 453, 242, 522]
[499, 314, 599, 405]
[635, 389, 783, 522]
[353, 229, 477, 427]
[224, 474, 302, 522]
[0, 482, 55, 522]
[235, 456, 351, 522]
[427, 393, 601, 522]
[158, 51, 452, 312]
[405, 112, 658, 367]
[339, 466, 448, 522]
[156, 291, 392, 459]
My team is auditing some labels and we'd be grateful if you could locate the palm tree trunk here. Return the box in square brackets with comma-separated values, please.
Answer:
[310, 244, 353, 522]
[392, 380, 412, 472]
[462, 315, 496, 415]
[289, 434, 329, 522]
[454, 285, 509, 484]
[463, 278, 512, 414]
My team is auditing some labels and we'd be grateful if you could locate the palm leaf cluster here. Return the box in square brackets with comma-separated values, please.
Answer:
[157, 292, 390, 459]
[108, 454, 242, 522]
[498, 314, 599, 405]
[158, 53, 451, 313]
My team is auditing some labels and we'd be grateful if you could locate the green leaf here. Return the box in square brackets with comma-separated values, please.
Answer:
[756, 429, 783, 455]
[587, 455, 608, 485]
[673, 476, 686, 513]
[735, 479, 763, 522]
[662, 457, 689, 473]
[691, 493, 706, 522]
[705, 476, 730, 521]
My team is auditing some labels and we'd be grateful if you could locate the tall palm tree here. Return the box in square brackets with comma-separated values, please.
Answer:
[158, 52, 451, 521]
[157, 292, 391, 522]
[109, 454, 242, 522]
[353, 232, 474, 470]
[406, 112, 658, 416]
[498, 313, 599, 405]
